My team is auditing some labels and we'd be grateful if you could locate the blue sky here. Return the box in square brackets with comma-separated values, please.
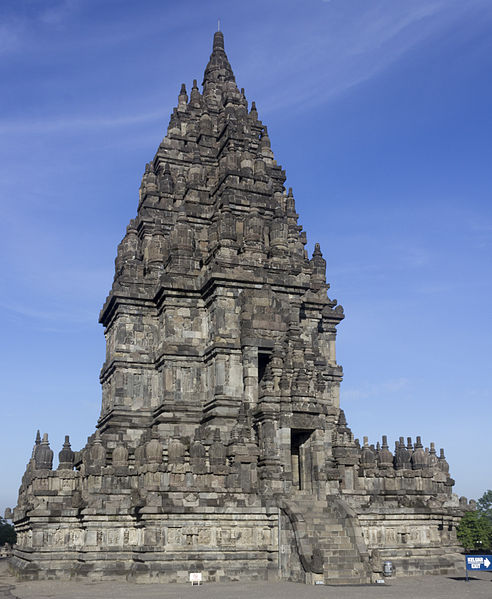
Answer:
[1, 0, 491, 515]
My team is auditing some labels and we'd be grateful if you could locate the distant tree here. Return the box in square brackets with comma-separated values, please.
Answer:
[477, 489, 492, 523]
[457, 510, 492, 553]
[0, 518, 16, 546]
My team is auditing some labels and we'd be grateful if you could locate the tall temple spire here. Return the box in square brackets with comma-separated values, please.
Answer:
[203, 30, 235, 87]
[10, 27, 466, 586]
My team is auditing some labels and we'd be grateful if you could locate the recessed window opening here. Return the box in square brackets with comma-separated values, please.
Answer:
[258, 351, 271, 385]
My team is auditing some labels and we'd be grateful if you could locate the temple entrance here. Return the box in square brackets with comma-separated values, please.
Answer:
[258, 351, 271, 385]
[291, 429, 314, 491]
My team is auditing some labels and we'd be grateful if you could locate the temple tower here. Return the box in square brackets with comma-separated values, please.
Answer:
[9, 32, 467, 584]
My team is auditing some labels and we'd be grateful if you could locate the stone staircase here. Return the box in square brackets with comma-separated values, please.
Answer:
[279, 491, 372, 585]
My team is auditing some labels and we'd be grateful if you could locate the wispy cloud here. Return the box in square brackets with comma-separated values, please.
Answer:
[1, 301, 93, 324]
[0, 20, 22, 54]
[467, 217, 492, 250]
[250, 0, 490, 114]
[40, 0, 79, 25]
[0, 0, 78, 54]
[0, 109, 168, 135]
[343, 377, 410, 402]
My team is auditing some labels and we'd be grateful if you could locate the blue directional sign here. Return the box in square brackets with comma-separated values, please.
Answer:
[466, 555, 492, 571]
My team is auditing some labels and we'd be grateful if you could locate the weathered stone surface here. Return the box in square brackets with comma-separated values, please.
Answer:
[9, 31, 468, 584]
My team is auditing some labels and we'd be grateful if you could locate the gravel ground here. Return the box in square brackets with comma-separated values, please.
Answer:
[1, 559, 491, 599]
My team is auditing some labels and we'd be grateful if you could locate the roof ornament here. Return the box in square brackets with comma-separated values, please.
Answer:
[203, 29, 234, 87]
[178, 83, 188, 106]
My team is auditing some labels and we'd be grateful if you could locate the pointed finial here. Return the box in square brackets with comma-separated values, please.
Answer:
[190, 79, 201, 105]
[249, 101, 258, 120]
[178, 83, 188, 106]
[213, 30, 225, 51]
[35, 430, 41, 445]
[204, 28, 234, 86]
[260, 126, 271, 146]
[58, 435, 74, 470]
[217, 18, 221, 32]
[35, 433, 53, 469]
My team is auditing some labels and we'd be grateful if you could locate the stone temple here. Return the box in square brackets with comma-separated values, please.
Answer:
[9, 31, 468, 584]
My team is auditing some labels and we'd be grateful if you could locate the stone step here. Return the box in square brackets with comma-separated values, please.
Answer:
[325, 571, 368, 579]
[324, 578, 370, 585]
[324, 571, 367, 580]
[284, 494, 371, 585]
[322, 541, 358, 550]
[323, 556, 362, 564]
[317, 525, 345, 532]
[320, 540, 354, 549]
[323, 550, 361, 559]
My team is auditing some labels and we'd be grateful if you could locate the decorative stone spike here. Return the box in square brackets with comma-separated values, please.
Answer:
[360, 437, 376, 468]
[145, 437, 163, 465]
[178, 83, 188, 106]
[428, 442, 439, 468]
[31, 430, 41, 459]
[89, 431, 106, 467]
[250, 100, 258, 120]
[190, 79, 201, 105]
[311, 242, 327, 288]
[411, 436, 426, 470]
[159, 163, 174, 195]
[34, 433, 53, 470]
[438, 448, 450, 474]
[203, 30, 236, 88]
[378, 435, 393, 469]
[58, 435, 74, 470]
[112, 445, 128, 468]
[395, 436, 411, 470]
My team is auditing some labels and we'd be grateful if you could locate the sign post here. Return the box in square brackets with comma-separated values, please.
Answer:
[465, 555, 492, 581]
[189, 572, 202, 585]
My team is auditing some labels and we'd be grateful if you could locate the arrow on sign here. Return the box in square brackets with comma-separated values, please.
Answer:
[484, 558, 491, 568]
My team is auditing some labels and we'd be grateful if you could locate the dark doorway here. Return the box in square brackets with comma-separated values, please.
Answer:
[291, 429, 314, 491]
[258, 352, 271, 385]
